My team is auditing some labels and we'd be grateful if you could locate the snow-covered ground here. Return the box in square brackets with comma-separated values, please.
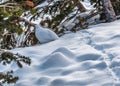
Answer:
[2, 20, 120, 86]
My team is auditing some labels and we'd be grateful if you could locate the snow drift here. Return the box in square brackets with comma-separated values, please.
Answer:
[3, 20, 120, 86]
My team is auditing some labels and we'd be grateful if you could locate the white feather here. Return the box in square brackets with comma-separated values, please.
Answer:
[35, 25, 59, 43]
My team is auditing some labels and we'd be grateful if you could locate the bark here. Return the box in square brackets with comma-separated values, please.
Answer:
[101, 0, 117, 22]
[18, 17, 36, 27]
[34, 0, 46, 7]
[85, 11, 101, 20]
[73, 0, 87, 12]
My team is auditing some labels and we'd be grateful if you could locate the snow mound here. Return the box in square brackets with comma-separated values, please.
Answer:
[52, 47, 75, 58]
[110, 57, 120, 68]
[61, 61, 107, 76]
[40, 52, 73, 69]
[76, 53, 101, 62]
[35, 76, 50, 85]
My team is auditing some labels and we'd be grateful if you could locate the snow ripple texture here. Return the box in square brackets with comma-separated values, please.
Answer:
[7, 20, 120, 86]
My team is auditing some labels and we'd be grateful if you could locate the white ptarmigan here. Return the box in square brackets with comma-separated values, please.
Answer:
[35, 24, 59, 43]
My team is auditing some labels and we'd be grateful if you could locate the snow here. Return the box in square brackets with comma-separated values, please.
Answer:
[2, 20, 120, 86]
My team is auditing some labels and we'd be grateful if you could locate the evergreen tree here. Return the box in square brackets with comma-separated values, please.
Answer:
[0, 1, 32, 85]
[89, 0, 117, 22]
[0, 0, 119, 48]
[110, 0, 120, 16]
[34, 0, 88, 33]
[0, 0, 89, 48]
[0, 51, 31, 86]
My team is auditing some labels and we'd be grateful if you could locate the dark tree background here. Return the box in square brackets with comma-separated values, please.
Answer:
[0, 0, 119, 48]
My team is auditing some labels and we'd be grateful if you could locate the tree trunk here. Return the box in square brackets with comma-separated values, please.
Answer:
[101, 0, 117, 22]
[73, 0, 87, 12]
